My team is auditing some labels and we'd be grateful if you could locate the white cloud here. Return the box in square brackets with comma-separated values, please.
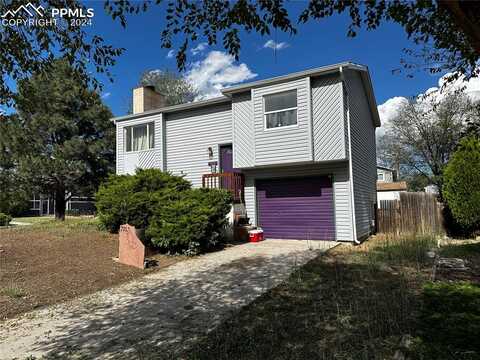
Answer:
[101, 92, 111, 99]
[377, 96, 409, 136]
[263, 40, 290, 51]
[166, 49, 175, 59]
[191, 42, 208, 56]
[186, 51, 257, 100]
[377, 71, 480, 136]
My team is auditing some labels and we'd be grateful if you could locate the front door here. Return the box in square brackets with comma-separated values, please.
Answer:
[219, 144, 233, 173]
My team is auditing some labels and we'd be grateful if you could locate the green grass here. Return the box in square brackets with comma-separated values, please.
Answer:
[1, 286, 27, 299]
[439, 242, 480, 258]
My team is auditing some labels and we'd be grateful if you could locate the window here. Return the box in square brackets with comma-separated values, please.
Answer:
[377, 173, 384, 181]
[125, 122, 154, 152]
[264, 90, 297, 129]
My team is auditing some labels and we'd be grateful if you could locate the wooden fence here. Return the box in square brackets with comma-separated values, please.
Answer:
[377, 192, 444, 235]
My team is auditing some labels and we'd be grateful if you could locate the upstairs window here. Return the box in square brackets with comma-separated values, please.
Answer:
[125, 122, 154, 152]
[377, 173, 384, 181]
[264, 90, 298, 129]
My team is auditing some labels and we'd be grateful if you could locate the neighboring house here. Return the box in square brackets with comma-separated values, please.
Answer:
[376, 166, 407, 205]
[112, 62, 380, 243]
[377, 181, 408, 203]
[377, 166, 397, 183]
[424, 184, 439, 195]
[27, 193, 95, 216]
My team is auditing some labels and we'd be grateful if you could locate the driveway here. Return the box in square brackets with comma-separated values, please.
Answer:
[0, 239, 337, 359]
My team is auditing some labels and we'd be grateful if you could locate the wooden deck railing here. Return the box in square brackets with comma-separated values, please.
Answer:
[202, 172, 245, 203]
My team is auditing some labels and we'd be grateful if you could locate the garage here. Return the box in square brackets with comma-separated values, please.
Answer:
[256, 176, 335, 240]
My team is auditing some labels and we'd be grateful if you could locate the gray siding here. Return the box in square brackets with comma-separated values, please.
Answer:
[232, 91, 255, 168]
[345, 70, 377, 239]
[116, 114, 163, 175]
[311, 74, 347, 161]
[252, 78, 312, 166]
[165, 103, 232, 187]
[243, 162, 354, 241]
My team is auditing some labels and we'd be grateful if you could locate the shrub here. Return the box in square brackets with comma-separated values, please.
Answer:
[146, 188, 233, 255]
[443, 136, 480, 232]
[416, 282, 480, 355]
[0, 212, 12, 226]
[95, 168, 191, 232]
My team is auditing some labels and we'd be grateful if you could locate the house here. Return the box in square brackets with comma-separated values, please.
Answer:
[377, 166, 397, 182]
[27, 193, 95, 216]
[112, 62, 380, 243]
[376, 166, 407, 204]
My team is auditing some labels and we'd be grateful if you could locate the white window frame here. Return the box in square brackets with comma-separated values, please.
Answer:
[124, 122, 155, 153]
[263, 89, 298, 131]
[377, 172, 384, 181]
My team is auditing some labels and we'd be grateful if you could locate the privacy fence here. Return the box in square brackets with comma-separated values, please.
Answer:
[377, 192, 444, 235]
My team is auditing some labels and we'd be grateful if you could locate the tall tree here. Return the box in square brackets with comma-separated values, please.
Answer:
[380, 93, 476, 197]
[105, 1, 480, 82]
[0, 0, 122, 107]
[139, 69, 197, 106]
[2, 59, 115, 220]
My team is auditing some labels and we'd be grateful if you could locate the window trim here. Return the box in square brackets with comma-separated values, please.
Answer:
[124, 122, 155, 153]
[263, 89, 298, 131]
[377, 173, 384, 181]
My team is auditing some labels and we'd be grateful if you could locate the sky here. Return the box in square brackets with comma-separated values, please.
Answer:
[75, 2, 479, 127]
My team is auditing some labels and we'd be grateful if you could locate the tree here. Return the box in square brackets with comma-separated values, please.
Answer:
[0, 1, 122, 107]
[380, 93, 476, 197]
[0, 126, 30, 216]
[105, 1, 480, 82]
[443, 136, 480, 230]
[1, 59, 115, 220]
[139, 69, 197, 106]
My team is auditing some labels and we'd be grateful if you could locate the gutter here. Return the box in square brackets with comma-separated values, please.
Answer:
[340, 66, 360, 245]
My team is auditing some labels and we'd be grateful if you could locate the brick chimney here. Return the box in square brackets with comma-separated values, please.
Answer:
[132, 86, 166, 114]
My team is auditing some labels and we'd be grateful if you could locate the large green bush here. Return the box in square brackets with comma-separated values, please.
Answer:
[95, 168, 191, 232]
[0, 213, 12, 226]
[443, 136, 480, 231]
[146, 188, 233, 255]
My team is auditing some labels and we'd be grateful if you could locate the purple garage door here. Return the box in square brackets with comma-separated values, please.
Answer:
[256, 176, 335, 240]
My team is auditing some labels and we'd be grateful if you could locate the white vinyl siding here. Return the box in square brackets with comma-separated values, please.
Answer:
[253, 78, 311, 166]
[232, 91, 255, 168]
[344, 70, 377, 240]
[165, 103, 232, 187]
[116, 114, 163, 175]
[311, 74, 347, 161]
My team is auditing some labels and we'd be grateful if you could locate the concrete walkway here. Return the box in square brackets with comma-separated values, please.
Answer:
[0, 240, 336, 359]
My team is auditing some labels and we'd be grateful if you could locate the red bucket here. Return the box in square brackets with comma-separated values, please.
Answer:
[248, 229, 264, 243]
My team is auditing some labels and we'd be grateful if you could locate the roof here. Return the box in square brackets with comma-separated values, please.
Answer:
[112, 61, 380, 126]
[377, 165, 395, 172]
[112, 96, 230, 123]
[377, 181, 408, 192]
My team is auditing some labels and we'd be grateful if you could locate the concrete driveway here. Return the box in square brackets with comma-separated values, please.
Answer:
[0, 239, 336, 359]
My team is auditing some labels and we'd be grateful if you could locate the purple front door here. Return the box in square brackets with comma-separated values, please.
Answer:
[220, 145, 234, 173]
[256, 176, 335, 240]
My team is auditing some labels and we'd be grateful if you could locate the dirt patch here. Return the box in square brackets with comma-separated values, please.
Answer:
[0, 219, 184, 320]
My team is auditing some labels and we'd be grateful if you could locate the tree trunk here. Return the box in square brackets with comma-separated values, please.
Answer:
[55, 188, 66, 221]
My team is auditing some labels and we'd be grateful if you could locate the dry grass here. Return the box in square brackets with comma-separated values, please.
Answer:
[0, 218, 184, 320]
[139, 234, 439, 360]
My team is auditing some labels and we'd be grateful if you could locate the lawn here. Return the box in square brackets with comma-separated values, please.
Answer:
[0, 217, 184, 320]
[147, 233, 480, 360]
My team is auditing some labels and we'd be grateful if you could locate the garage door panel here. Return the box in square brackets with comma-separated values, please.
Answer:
[256, 176, 335, 240]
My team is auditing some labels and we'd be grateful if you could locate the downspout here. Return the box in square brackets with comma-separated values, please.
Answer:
[339, 66, 359, 244]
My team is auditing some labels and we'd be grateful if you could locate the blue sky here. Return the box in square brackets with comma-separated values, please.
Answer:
[85, 2, 445, 118]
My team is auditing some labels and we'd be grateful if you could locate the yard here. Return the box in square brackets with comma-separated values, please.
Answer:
[148, 234, 480, 360]
[0, 218, 184, 320]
